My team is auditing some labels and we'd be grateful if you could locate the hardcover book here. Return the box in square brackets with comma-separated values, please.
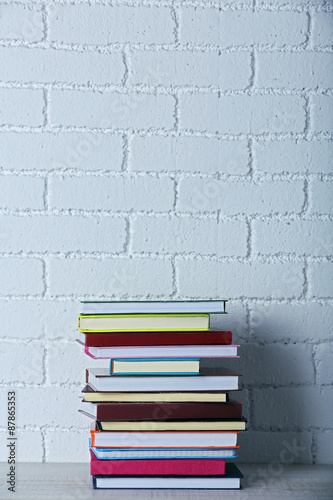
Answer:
[90, 446, 239, 460]
[90, 450, 226, 476]
[86, 368, 240, 392]
[92, 463, 243, 489]
[110, 358, 201, 375]
[82, 385, 229, 403]
[82, 300, 228, 315]
[78, 314, 210, 332]
[81, 343, 239, 359]
[80, 400, 242, 421]
[90, 422, 239, 448]
[79, 330, 232, 347]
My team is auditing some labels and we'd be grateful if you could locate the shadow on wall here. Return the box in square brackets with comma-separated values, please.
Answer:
[204, 312, 314, 466]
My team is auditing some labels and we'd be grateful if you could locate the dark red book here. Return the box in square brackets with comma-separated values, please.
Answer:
[79, 330, 232, 347]
[90, 449, 225, 476]
[80, 400, 242, 421]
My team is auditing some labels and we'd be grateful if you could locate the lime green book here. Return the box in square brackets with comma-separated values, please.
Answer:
[78, 314, 210, 332]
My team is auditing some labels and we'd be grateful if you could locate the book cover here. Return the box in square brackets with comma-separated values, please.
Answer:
[82, 385, 229, 403]
[79, 330, 232, 347]
[80, 400, 242, 421]
[78, 314, 210, 332]
[90, 449, 226, 476]
[110, 358, 201, 376]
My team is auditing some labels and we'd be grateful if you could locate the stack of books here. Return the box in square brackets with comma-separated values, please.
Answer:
[77, 300, 245, 490]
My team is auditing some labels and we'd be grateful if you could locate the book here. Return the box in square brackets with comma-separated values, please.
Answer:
[92, 463, 243, 489]
[97, 419, 246, 432]
[78, 314, 210, 332]
[81, 343, 239, 359]
[82, 385, 229, 403]
[90, 423, 239, 448]
[86, 368, 240, 392]
[82, 299, 228, 315]
[79, 330, 232, 347]
[90, 446, 239, 460]
[90, 450, 226, 476]
[80, 400, 242, 421]
[110, 358, 200, 375]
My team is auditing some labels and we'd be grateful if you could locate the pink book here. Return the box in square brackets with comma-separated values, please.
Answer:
[90, 450, 226, 476]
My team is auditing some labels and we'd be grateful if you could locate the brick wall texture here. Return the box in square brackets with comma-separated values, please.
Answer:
[0, 0, 332, 464]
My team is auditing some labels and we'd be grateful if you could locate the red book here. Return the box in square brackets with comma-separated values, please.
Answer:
[80, 400, 242, 421]
[90, 450, 225, 476]
[80, 330, 232, 347]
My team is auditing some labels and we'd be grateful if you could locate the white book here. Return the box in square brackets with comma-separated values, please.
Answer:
[87, 368, 239, 392]
[91, 425, 239, 448]
[93, 476, 241, 489]
[82, 300, 227, 315]
[91, 447, 238, 460]
[82, 342, 239, 359]
[93, 464, 243, 489]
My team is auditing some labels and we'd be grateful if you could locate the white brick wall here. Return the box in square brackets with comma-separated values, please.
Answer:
[0, 0, 332, 465]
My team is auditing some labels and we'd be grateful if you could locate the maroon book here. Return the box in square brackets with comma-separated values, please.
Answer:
[80, 330, 232, 347]
[80, 400, 242, 421]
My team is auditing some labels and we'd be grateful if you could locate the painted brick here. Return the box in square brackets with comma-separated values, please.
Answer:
[0, 4, 44, 41]
[180, 9, 307, 46]
[130, 136, 249, 174]
[0, 132, 123, 171]
[0, 47, 124, 85]
[49, 4, 174, 44]
[180, 94, 305, 134]
[132, 216, 248, 257]
[0, 88, 44, 126]
[130, 51, 251, 89]
[253, 220, 333, 256]
[49, 176, 174, 212]
[0, 176, 44, 210]
[177, 260, 304, 299]
[45, 430, 89, 463]
[177, 178, 304, 215]
[252, 386, 333, 430]
[255, 140, 333, 174]
[311, 180, 333, 215]
[256, 52, 333, 89]
[0, 215, 126, 253]
[12, 386, 88, 428]
[309, 262, 333, 298]
[313, 13, 333, 47]
[242, 343, 314, 386]
[312, 95, 333, 133]
[250, 303, 333, 343]
[50, 90, 175, 130]
[48, 257, 173, 296]
[0, 341, 44, 384]
[0, 431, 43, 462]
[209, 303, 248, 343]
[314, 432, 333, 464]
[314, 344, 333, 385]
[0, 258, 44, 295]
[0, 300, 79, 340]
[239, 431, 313, 464]
[47, 342, 106, 384]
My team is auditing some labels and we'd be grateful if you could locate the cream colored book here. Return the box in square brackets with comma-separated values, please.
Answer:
[82, 387, 227, 403]
[98, 419, 246, 432]
[78, 314, 209, 332]
[111, 358, 200, 375]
